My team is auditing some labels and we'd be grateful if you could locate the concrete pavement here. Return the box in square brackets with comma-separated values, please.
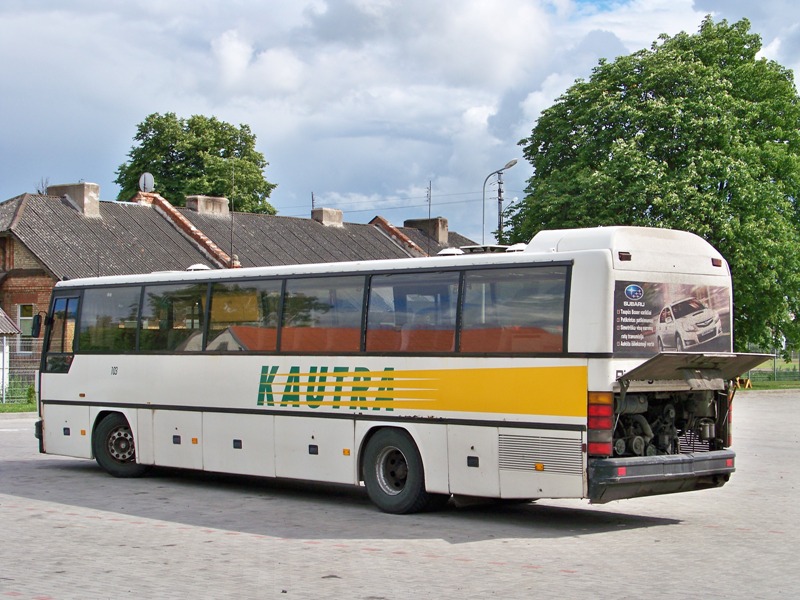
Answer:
[1, 390, 798, 599]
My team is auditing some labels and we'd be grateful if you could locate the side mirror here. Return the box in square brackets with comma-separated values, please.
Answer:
[31, 314, 42, 338]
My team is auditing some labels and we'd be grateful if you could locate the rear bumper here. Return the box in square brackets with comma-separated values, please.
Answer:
[588, 450, 735, 504]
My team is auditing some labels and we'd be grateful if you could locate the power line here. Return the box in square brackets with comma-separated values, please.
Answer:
[275, 188, 527, 217]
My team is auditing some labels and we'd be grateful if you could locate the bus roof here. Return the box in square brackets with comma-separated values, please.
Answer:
[527, 226, 722, 258]
[52, 226, 725, 288]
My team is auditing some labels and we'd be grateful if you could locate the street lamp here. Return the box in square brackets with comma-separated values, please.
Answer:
[482, 159, 517, 244]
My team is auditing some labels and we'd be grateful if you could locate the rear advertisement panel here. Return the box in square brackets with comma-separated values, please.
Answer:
[613, 281, 731, 356]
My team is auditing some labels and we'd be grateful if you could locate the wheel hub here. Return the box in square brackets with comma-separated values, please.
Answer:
[107, 428, 135, 462]
[376, 446, 408, 496]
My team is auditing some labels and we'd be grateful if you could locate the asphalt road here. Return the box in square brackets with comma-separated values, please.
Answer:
[1, 389, 798, 599]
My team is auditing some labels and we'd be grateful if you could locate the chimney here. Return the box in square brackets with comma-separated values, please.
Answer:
[186, 195, 230, 216]
[404, 217, 449, 245]
[312, 207, 344, 228]
[47, 182, 101, 218]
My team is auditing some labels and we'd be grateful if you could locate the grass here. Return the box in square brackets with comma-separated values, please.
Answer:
[0, 401, 36, 413]
[755, 356, 799, 371]
[742, 380, 800, 391]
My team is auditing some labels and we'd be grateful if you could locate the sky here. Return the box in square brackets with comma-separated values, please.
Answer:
[2, 0, 800, 244]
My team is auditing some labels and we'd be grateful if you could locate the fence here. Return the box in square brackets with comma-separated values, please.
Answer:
[746, 350, 800, 384]
[1, 337, 42, 404]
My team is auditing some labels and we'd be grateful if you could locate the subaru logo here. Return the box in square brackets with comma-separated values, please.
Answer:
[624, 284, 644, 300]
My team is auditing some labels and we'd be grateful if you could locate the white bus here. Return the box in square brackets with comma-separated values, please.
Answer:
[33, 226, 766, 513]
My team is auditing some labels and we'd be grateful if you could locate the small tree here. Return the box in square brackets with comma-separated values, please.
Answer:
[508, 17, 800, 354]
[115, 112, 277, 214]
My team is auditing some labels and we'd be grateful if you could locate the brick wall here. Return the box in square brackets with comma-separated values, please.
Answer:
[0, 239, 57, 375]
[9, 240, 44, 271]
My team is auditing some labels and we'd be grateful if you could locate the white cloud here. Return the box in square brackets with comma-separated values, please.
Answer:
[1, 0, 798, 243]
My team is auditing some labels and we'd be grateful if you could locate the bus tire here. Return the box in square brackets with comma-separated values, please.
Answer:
[92, 413, 149, 478]
[363, 428, 444, 514]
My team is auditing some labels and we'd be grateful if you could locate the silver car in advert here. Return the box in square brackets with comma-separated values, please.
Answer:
[656, 297, 722, 351]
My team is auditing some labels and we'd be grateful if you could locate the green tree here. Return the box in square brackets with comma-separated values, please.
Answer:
[115, 112, 277, 214]
[508, 17, 800, 355]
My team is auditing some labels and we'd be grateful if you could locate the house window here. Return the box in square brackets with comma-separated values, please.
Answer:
[18, 304, 34, 353]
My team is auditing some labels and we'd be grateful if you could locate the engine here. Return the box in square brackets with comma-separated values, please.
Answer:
[612, 391, 727, 457]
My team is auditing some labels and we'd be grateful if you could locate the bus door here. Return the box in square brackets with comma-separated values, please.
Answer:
[38, 294, 92, 458]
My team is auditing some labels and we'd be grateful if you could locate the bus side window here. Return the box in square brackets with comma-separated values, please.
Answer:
[78, 287, 141, 353]
[366, 272, 458, 353]
[43, 296, 79, 373]
[207, 280, 281, 352]
[460, 266, 567, 354]
[140, 284, 207, 352]
[281, 276, 364, 353]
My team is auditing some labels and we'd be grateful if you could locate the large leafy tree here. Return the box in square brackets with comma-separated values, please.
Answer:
[115, 113, 277, 214]
[508, 17, 800, 354]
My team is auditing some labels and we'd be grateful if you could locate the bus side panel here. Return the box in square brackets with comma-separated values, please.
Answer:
[356, 422, 450, 495]
[135, 408, 155, 465]
[274, 416, 356, 484]
[568, 251, 614, 354]
[152, 410, 204, 470]
[497, 427, 585, 499]
[446, 425, 500, 497]
[41, 403, 92, 459]
[203, 413, 276, 477]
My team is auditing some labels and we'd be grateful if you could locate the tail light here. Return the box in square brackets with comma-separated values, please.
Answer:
[588, 391, 614, 456]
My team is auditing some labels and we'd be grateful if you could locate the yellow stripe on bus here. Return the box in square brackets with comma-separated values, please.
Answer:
[258, 365, 588, 417]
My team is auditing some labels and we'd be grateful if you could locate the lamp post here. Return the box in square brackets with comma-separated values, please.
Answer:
[482, 159, 517, 244]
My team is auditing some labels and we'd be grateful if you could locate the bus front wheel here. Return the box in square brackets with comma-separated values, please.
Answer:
[92, 414, 149, 478]
[363, 429, 446, 514]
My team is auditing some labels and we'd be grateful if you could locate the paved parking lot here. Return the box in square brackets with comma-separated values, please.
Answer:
[1, 389, 798, 599]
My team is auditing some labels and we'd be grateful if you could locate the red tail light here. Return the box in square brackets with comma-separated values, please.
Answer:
[588, 392, 614, 456]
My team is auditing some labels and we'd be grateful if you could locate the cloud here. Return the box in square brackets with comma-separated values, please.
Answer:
[1, 0, 798, 243]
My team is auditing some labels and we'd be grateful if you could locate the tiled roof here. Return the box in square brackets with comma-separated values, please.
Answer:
[177, 209, 416, 267]
[1, 191, 477, 279]
[398, 226, 475, 256]
[0, 308, 21, 335]
[3, 194, 214, 279]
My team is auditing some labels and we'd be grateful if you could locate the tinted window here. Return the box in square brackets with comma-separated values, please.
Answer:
[79, 287, 141, 352]
[281, 276, 364, 352]
[44, 296, 79, 372]
[671, 298, 705, 319]
[207, 280, 282, 352]
[366, 272, 459, 352]
[139, 284, 207, 352]
[461, 266, 567, 353]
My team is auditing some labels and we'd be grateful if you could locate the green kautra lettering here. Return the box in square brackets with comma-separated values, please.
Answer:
[350, 366, 370, 410]
[306, 366, 328, 409]
[257, 365, 279, 406]
[282, 366, 301, 407]
[376, 367, 395, 411]
[331, 366, 349, 409]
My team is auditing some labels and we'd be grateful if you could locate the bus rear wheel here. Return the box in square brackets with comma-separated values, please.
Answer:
[363, 429, 447, 514]
[92, 414, 149, 478]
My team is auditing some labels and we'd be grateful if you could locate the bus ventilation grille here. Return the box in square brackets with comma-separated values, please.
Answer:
[678, 430, 711, 453]
[498, 434, 583, 475]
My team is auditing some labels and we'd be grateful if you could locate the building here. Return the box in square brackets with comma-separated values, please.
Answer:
[0, 182, 474, 396]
